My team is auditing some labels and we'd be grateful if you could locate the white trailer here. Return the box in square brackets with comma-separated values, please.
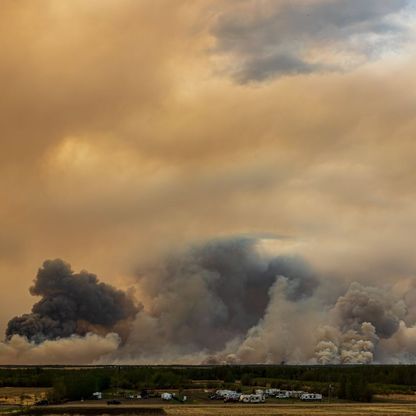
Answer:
[216, 389, 236, 398]
[287, 390, 305, 398]
[161, 393, 173, 400]
[239, 394, 252, 403]
[223, 392, 241, 402]
[250, 394, 265, 403]
[265, 388, 280, 397]
[300, 393, 322, 401]
[239, 394, 265, 403]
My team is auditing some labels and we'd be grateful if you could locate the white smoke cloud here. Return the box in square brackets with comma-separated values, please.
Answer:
[315, 322, 377, 364]
[211, 277, 321, 364]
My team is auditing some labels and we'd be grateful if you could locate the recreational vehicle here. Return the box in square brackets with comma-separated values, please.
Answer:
[300, 393, 323, 401]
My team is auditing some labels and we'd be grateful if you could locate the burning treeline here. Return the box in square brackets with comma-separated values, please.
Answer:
[3, 237, 416, 365]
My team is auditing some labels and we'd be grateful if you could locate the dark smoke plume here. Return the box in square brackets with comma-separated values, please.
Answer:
[118, 237, 320, 359]
[6, 259, 139, 343]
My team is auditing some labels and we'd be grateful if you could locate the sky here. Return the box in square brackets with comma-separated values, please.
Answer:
[1, 0, 416, 364]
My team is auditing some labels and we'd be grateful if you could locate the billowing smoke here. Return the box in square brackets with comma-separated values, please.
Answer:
[3, 237, 416, 364]
[314, 282, 416, 364]
[112, 238, 319, 362]
[333, 282, 407, 338]
[315, 322, 378, 365]
[6, 259, 140, 343]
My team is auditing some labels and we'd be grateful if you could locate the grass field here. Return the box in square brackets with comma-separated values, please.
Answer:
[0, 387, 51, 406]
[27, 402, 416, 416]
[163, 403, 416, 415]
[2, 388, 416, 415]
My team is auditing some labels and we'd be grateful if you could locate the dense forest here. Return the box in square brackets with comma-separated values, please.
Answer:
[0, 365, 415, 403]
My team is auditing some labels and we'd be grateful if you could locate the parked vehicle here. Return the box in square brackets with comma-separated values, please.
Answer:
[239, 394, 252, 403]
[249, 394, 265, 403]
[287, 390, 305, 398]
[161, 392, 173, 400]
[224, 392, 241, 402]
[107, 399, 122, 405]
[300, 393, 323, 401]
[35, 400, 49, 406]
[265, 388, 280, 397]
[239, 394, 265, 403]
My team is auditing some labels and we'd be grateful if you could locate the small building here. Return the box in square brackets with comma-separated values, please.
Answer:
[92, 392, 102, 400]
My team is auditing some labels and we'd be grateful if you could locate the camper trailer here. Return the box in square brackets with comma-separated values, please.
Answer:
[287, 390, 305, 398]
[161, 393, 173, 401]
[300, 393, 323, 401]
[223, 392, 241, 402]
[239, 394, 265, 403]
[249, 394, 265, 403]
[214, 390, 238, 400]
[265, 388, 280, 397]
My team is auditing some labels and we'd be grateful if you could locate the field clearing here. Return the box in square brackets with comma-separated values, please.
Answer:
[163, 403, 416, 416]
[43, 402, 416, 416]
[374, 393, 416, 402]
[0, 387, 51, 406]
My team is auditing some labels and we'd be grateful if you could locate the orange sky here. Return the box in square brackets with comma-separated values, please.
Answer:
[1, 0, 416, 338]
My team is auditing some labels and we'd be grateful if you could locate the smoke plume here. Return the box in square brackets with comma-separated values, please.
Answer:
[6, 259, 140, 343]
[3, 237, 416, 365]
[333, 282, 407, 338]
[110, 238, 319, 362]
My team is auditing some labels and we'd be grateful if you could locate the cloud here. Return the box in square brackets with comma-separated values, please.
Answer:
[212, 0, 411, 81]
[0, 1, 416, 364]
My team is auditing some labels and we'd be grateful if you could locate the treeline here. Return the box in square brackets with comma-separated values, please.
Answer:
[0, 365, 415, 402]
